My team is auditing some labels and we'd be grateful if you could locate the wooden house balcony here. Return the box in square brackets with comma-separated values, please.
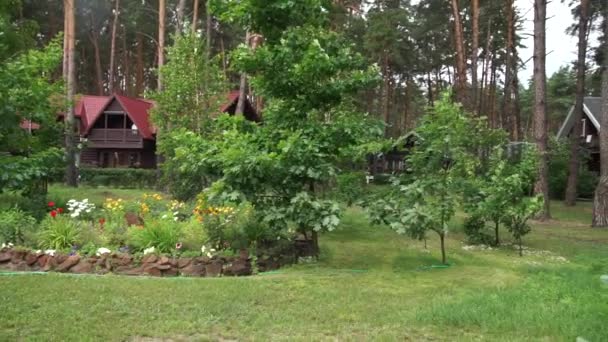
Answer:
[87, 128, 143, 148]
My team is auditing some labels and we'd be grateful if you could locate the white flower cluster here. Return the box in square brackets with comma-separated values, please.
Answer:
[96, 247, 111, 256]
[1, 242, 14, 249]
[201, 245, 216, 258]
[143, 246, 156, 255]
[67, 199, 96, 218]
[44, 249, 56, 256]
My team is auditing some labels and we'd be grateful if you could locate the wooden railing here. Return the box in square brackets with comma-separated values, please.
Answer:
[87, 129, 143, 148]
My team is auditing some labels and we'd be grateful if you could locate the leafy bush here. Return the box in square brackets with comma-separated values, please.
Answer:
[0, 208, 37, 245]
[334, 171, 366, 206]
[462, 215, 494, 245]
[79, 168, 157, 189]
[549, 139, 597, 199]
[38, 216, 80, 250]
[127, 219, 182, 253]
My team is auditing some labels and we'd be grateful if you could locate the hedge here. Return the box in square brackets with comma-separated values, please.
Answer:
[78, 168, 158, 189]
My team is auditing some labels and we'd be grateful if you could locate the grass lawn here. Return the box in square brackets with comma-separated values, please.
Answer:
[1, 188, 607, 341]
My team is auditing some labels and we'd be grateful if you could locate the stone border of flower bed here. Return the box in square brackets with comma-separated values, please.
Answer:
[0, 247, 291, 277]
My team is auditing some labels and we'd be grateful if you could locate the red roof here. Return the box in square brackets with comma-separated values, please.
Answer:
[73, 91, 252, 140]
[75, 94, 155, 139]
[20, 119, 40, 130]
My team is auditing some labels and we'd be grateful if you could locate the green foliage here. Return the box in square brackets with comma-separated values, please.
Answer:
[549, 138, 598, 199]
[463, 145, 539, 246]
[462, 215, 494, 245]
[127, 219, 182, 254]
[366, 93, 523, 263]
[0, 208, 37, 245]
[78, 168, 158, 189]
[149, 33, 227, 200]
[502, 196, 543, 256]
[38, 216, 80, 250]
[334, 171, 366, 206]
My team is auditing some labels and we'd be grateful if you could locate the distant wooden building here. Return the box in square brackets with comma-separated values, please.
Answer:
[73, 91, 258, 169]
[557, 97, 603, 172]
[368, 132, 418, 175]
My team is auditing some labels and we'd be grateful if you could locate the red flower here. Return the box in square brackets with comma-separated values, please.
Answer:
[48, 201, 55, 207]
[99, 218, 106, 226]
[57, 208, 64, 214]
[50, 210, 57, 218]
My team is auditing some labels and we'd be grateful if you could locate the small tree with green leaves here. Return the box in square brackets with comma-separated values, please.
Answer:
[465, 146, 539, 246]
[367, 93, 480, 264]
[502, 196, 542, 256]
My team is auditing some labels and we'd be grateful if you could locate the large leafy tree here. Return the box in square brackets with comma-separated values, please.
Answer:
[168, 0, 382, 253]
[0, 1, 64, 194]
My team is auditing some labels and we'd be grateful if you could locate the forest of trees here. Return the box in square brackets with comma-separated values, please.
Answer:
[1, 0, 607, 222]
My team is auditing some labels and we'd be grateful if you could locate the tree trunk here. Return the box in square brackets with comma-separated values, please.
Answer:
[89, 30, 103, 95]
[192, 0, 199, 34]
[135, 32, 144, 96]
[109, 0, 120, 94]
[533, 0, 551, 220]
[382, 53, 391, 136]
[235, 32, 251, 115]
[471, 0, 479, 110]
[494, 220, 500, 246]
[176, 0, 186, 36]
[427, 71, 434, 106]
[565, 0, 591, 206]
[439, 231, 446, 264]
[479, 18, 492, 117]
[64, 0, 77, 187]
[450, 0, 468, 106]
[122, 26, 130, 95]
[158, 0, 165, 91]
[206, 0, 212, 56]
[503, 0, 515, 138]
[592, 8, 608, 227]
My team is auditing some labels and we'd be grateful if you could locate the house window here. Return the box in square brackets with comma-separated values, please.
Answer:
[581, 119, 586, 137]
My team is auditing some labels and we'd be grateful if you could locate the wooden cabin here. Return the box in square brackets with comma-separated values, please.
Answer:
[556, 97, 603, 172]
[73, 91, 258, 169]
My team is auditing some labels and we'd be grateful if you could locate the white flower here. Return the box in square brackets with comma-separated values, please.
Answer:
[35, 250, 41, 254]
[143, 246, 156, 255]
[71, 213, 78, 218]
[201, 245, 206, 253]
[174, 217, 178, 221]
[206, 252, 213, 258]
[45, 249, 56, 256]
[161, 214, 168, 219]
[96, 247, 111, 256]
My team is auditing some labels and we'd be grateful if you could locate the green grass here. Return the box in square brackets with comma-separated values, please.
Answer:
[1, 197, 608, 340]
[47, 183, 153, 205]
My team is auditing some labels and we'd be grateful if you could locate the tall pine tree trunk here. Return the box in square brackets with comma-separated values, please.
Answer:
[450, 0, 468, 106]
[503, 0, 515, 137]
[158, 0, 165, 91]
[135, 32, 144, 96]
[565, 0, 591, 206]
[109, 0, 120, 94]
[533, 0, 551, 220]
[64, 0, 77, 187]
[89, 31, 103, 95]
[176, 0, 186, 36]
[382, 53, 391, 136]
[235, 32, 251, 115]
[592, 9, 608, 227]
[471, 0, 479, 110]
[192, 0, 199, 34]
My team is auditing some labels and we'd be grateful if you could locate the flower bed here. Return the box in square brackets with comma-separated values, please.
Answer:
[0, 246, 294, 277]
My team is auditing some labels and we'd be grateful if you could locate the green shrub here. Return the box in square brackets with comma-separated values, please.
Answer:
[463, 215, 494, 245]
[0, 208, 38, 245]
[127, 219, 182, 253]
[549, 139, 597, 199]
[38, 216, 80, 250]
[79, 168, 157, 189]
[334, 171, 366, 206]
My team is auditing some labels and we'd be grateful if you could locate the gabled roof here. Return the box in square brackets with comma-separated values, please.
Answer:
[75, 94, 155, 139]
[74, 91, 258, 140]
[557, 97, 603, 139]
